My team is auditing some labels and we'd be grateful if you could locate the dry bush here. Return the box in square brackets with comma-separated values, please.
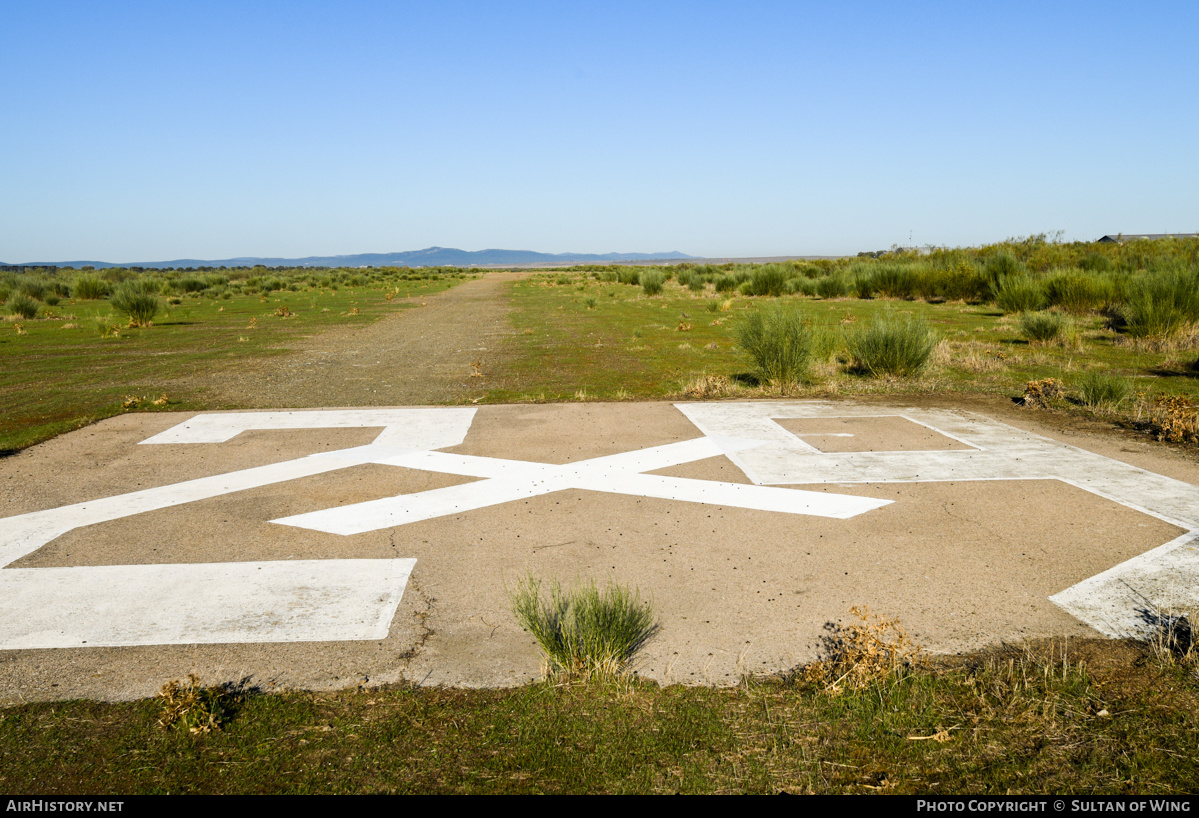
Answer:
[157, 674, 238, 734]
[1020, 377, 1067, 409]
[801, 606, 925, 694]
[941, 340, 1010, 373]
[1146, 395, 1199, 444]
[681, 373, 735, 398]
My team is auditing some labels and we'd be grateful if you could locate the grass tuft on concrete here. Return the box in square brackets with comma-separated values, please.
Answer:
[510, 575, 659, 679]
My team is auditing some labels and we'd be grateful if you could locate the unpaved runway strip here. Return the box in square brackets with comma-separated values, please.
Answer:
[1, 401, 1196, 702]
[179, 271, 523, 408]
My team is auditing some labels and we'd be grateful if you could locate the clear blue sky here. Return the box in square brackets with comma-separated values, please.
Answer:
[3, 1, 1197, 262]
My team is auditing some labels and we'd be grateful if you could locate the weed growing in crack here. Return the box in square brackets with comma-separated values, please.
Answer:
[509, 575, 659, 680]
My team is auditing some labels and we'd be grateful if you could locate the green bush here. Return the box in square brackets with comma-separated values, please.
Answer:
[1043, 270, 1107, 315]
[735, 303, 815, 386]
[985, 251, 1023, 282]
[994, 275, 1047, 313]
[714, 274, 738, 293]
[847, 315, 937, 378]
[745, 264, 789, 297]
[640, 270, 665, 296]
[1120, 268, 1199, 340]
[816, 274, 848, 299]
[1077, 371, 1131, 410]
[1018, 310, 1068, 344]
[509, 575, 659, 679]
[6, 293, 39, 319]
[71, 274, 111, 300]
[868, 263, 918, 299]
[617, 268, 641, 286]
[16, 278, 47, 301]
[110, 282, 161, 326]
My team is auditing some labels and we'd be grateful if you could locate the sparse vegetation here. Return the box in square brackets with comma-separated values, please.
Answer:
[846, 315, 936, 377]
[109, 281, 161, 326]
[509, 575, 659, 679]
[1017, 310, 1068, 345]
[640, 270, 665, 296]
[1077, 371, 1131, 411]
[156, 674, 241, 734]
[6, 293, 39, 319]
[734, 302, 815, 387]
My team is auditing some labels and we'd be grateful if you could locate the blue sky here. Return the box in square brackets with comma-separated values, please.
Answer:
[3, 1, 1197, 262]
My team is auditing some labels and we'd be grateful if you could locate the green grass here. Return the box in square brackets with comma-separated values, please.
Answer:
[0, 271, 467, 452]
[1, 639, 1196, 793]
[1077, 371, 1131, 410]
[483, 272, 1199, 434]
[1017, 310, 1069, 344]
[509, 575, 659, 679]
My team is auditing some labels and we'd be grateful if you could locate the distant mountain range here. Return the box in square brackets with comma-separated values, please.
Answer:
[8, 247, 694, 269]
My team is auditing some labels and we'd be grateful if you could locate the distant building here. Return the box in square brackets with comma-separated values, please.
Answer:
[1097, 233, 1199, 244]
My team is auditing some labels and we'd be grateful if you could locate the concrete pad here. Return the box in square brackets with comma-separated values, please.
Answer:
[0, 400, 1195, 702]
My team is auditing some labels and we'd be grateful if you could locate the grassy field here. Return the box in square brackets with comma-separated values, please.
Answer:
[2, 637, 1196, 794]
[3, 240, 1199, 794]
[486, 256, 1199, 447]
[0, 266, 470, 452]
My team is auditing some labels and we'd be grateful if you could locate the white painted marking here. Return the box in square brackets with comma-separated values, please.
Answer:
[1049, 533, 1199, 639]
[677, 401, 1199, 638]
[0, 408, 891, 651]
[139, 408, 476, 448]
[0, 559, 415, 649]
[272, 437, 891, 535]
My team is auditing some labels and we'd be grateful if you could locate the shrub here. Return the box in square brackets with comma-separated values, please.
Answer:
[846, 315, 937, 377]
[157, 674, 241, 734]
[16, 278, 46, 300]
[1145, 395, 1199, 444]
[616, 268, 641, 286]
[868, 263, 917, 299]
[714, 274, 738, 293]
[1120, 268, 1199, 341]
[110, 282, 161, 326]
[640, 270, 665, 296]
[1021, 377, 1067, 409]
[1018, 310, 1068, 344]
[735, 303, 815, 387]
[509, 575, 659, 679]
[1077, 371, 1130, 410]
[800, 606, 925, 693]
[994, 275, 1047, 313]
[6, 293, 38, 319]
[985, 251, 1023, 283]
[850, 272, 876, 299]
[816, 274, 848, 299]
[745, 264, 789, 297]
[1044, 270, 1107, 315]
[71, 274, 111, 300]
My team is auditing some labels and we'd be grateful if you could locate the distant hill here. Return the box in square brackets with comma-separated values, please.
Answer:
[8, 247, 694, 269]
